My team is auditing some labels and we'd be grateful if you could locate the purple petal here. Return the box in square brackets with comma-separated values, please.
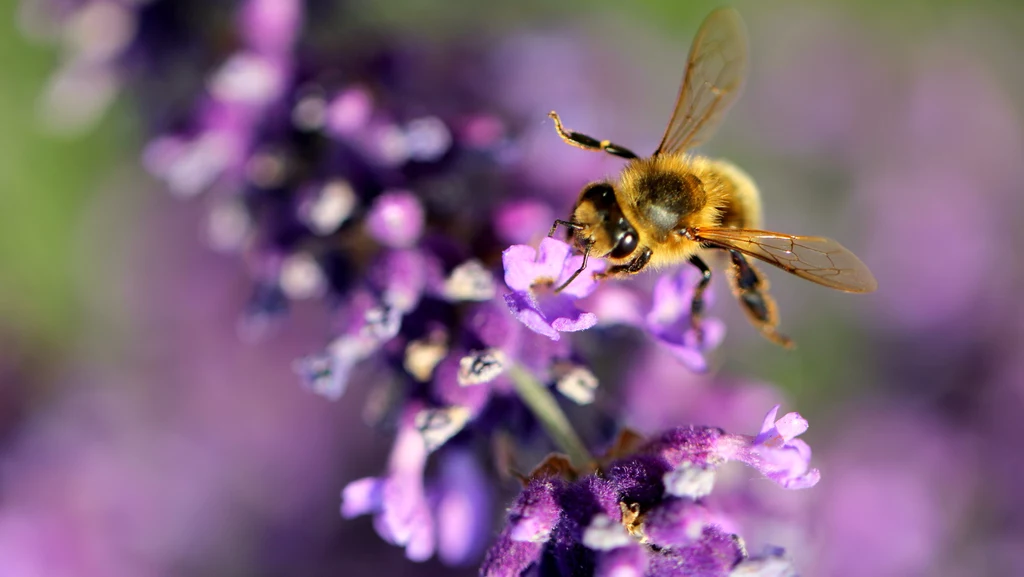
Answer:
[435, 450, 493, 566]
[325, 87, 373, 137]
[479, 534, 545, 577]
[500, 238, 573, 291]
[652, 318, 726, 373]
[594, 542, 648, 577]
[755, 405, 783, 443]
[507, 478, 562, 543]
[239, 0, 302, 54]
[541, 294, 598, 334]
[502, 244, 544, 292]
[644, 498, 711, 548]
[340, 477, 384, 518]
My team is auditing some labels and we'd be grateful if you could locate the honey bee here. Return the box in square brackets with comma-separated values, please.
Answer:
[548, 7, 877, 347]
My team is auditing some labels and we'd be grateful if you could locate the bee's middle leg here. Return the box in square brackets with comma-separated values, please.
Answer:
[548, 111, 638, 160]
[724, 249, 794, 349]
[686, 255, 715, 344]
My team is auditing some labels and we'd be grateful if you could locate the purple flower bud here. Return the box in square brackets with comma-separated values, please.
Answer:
[502, 238, 604, 340]
[643, 497, 711, 547]
[508, 478, 563, 543]
[434, 449, 493, 566]
[239, 0, 302, 56]
[365, 191, 426, 249]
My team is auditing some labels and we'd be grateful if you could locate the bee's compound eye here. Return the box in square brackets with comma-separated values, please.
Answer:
[610, 231, 637, 259]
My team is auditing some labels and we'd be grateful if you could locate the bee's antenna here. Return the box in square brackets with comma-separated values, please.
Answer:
[548, 219, 580, 239]
[554, 242, 591, 293]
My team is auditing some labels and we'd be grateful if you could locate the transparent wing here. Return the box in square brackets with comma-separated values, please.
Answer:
[694, 228, 878, 293]
[653, 7, 749, 156]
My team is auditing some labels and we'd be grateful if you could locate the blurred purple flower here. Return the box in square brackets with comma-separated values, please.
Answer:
[502, 237, 605, 340]
[645, 267, 726, 373]
[342, 404, 436, 561]
[481, 406, 813, 576]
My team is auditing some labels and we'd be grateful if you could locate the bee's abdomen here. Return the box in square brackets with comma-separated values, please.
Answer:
[635, 170, 706, 238]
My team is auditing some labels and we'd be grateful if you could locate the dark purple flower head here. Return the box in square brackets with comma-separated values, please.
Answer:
[481, 405, 817, 576]
[502, 237, 605, 340]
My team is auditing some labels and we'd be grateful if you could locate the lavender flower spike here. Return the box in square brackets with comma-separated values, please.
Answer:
[716, 404, 821, 490]
[502, 237, 605, 340]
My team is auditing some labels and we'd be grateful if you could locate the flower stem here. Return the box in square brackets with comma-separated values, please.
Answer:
[509, 364, 592, 469]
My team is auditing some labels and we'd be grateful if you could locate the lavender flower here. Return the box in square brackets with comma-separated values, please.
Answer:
[481, 405, 816, 576]
[502, 237, 605, 340]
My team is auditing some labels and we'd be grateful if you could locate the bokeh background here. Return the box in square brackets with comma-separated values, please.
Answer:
[3, 0, 1024, 575]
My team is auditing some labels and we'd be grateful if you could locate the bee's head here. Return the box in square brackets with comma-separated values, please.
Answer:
[570, 182, 639, 260]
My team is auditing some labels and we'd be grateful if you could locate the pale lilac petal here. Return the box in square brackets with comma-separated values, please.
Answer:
[340, 477, 384, 518]
[502, 244, 544, 292]
[504, 292, 560, 340]
[541, 295, 598, 334]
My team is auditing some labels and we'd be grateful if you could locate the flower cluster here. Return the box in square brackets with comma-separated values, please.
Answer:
[482, 405, 816, 576]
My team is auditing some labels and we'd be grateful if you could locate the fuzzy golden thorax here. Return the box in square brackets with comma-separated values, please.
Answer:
[570, 154, 761, 269]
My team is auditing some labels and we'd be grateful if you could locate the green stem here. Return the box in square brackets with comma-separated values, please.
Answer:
[509, 364, 592, 469]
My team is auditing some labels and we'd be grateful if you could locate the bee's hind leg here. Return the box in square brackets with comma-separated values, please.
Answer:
[548, 111, 638, 160]
[724, 250, 794, 349]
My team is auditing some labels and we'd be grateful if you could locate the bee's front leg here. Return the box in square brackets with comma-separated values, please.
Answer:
[594, 247, 652, 280]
